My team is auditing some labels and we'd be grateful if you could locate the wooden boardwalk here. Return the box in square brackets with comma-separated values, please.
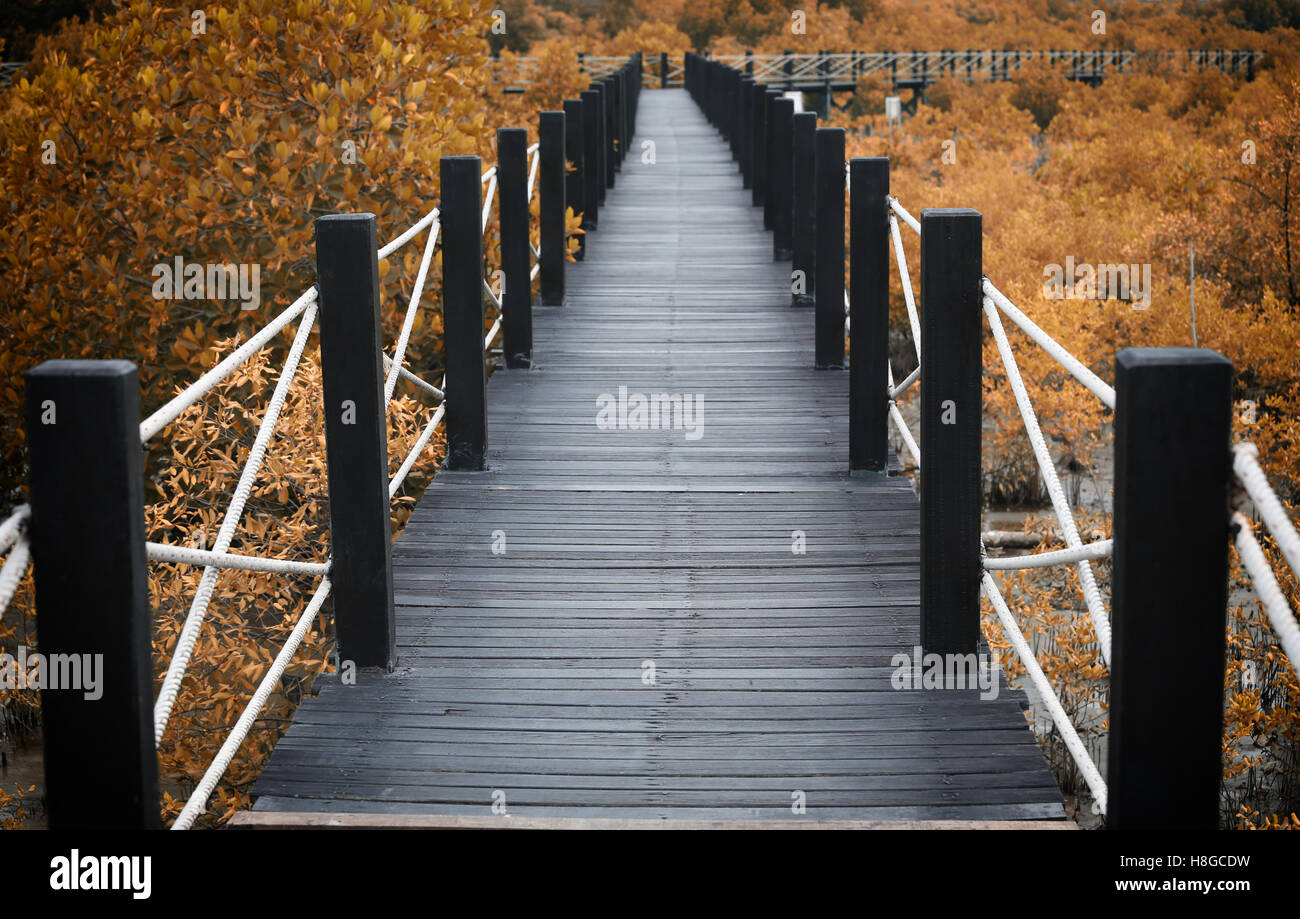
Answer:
[250, 89, 1065, 823]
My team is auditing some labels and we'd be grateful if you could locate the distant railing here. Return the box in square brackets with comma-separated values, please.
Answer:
[491, 49, 1265, 92]
[0, 54, 642, 829]
[689, 51, 1299, 831]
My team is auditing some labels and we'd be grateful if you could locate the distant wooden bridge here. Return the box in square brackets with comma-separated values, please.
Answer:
[9, 52, 1297, 831]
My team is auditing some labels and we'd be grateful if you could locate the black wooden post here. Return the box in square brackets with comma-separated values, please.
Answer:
[316, 213, 396, 669]
[739, 77, 755, 189]
[591, 83, 609, 202]
[791, 110, 817, 304]
[919, 208, 982, 654]
[539, 110, 566, 306]
[1108, 348, 1233, 830]
[771, 96, 795, 261]
[814, 127, 846, 369]
[603, 78, 617, 186]
[850, 157, 890, 473]
[763, 89, 781, 230]
[563, 98, 585, 262]
[661, 51, 669, 88]
[25, 360, 160, 830]
[498, 128, 532, 369]
[441, 156, 489, 470]
[751, 82, 768, 208]
[581, 88, 604, 223]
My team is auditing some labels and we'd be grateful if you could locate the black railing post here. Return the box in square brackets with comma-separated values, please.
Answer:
[661, 51, 669, 88]
[1108, 347, 1233, 830]
[763, 89, 781, 230]
[441, 155, 489, 469]
[498, 128, 532, 369]
[771, 96, 795, 261]
[591, 82, 609, 201]
[539, 110, 566, 306]
[814, 127, 846, 369]
[581, 87, 604, 219]
[739, 76, 755, 189]
[563, 97, 585, 262]
[791, 110, 817, 305]
[603, 77, 617, 186]
[751, 82, 768, 209]
[919, 208, 982, 654]
[849, 157, 890, 473]
[315, 213, 397, 669]
[26, 359, 160, 830]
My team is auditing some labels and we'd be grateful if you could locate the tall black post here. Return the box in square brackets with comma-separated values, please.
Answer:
[763, 89, 781, 229]
[739, 77, 755, 189]
[849, 157, 891, 472]
[581, 88, 604, 224]
[498, 128, 532, 369]
[919, 208, 982, 654]
[661, 51, 669, 88]
[771, 96, 795, 261]
[315, 213, 396, 669]
[791, 112, 817, 301]
[539, 110, 566, 306]
[441, 156, 488, 470]
[751, 82, 768, 208]
[26, 360, 161, 829]
[1108, 348, 1233, 830]
[603, 78, 617, 186]
[563, 98, 585, 261]
[814, 127, 846, 369]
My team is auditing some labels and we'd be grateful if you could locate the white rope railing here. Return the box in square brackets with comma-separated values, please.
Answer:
[1233, 443, 1300, 585]
[983, 570, 1109, 814]
[983, 295, 1113, 665]
[888, 196, 920, 235]
[389, 403, 446, 499]
[146, 542, 330, 577]
[0, 507, 32, 619]
[983, 538, 1112, 570]
[889, 213, 921, 360]
[152, 299, 320, 745]
[378, 206, 439, 261]
[172, 574, 333, 830]
[383, 219, 441, 408]
[382, 355, 444, 401]
[982, 279, 1116, 410]
[139, 287, 317, 443]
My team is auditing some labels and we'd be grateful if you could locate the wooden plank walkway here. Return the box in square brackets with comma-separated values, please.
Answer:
[250, 89, 1066, 823]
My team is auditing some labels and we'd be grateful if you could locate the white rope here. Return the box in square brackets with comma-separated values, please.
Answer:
[886, 362, 921, 467]
[984, 296, 1112, 666]
[483, 277, 502, 310]
[0, 536, 31, 618]
[139, 288, 317, 443]
[1233, 442, 1300, 586]
[482, 173, 498, 235]
[983, 571, 1109, 813]
[889, 213, 921, 362]
[983, 539, 1112, 570]
[983, 279, 1116, 411]
[378, 207, 439, 261]
[481, 165, 497, 184]
[389, 403, 446, 499]
[1232, 511, 1300, 680]
[146, 542, 330, 577]
[0, 505, 30, 556]
[171, 575, 333, 830]
[484, 317, 502, 351]
[891, 366, 920, 400]
[382, 355, 444, 401]
[526, 147, 541, 203]
[152, 301, 318, 745]
[383, 220, 441, 408]
[529, 262, 540, 281]
[526, 142, 539, 156]
[888, 196, 921, 235]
